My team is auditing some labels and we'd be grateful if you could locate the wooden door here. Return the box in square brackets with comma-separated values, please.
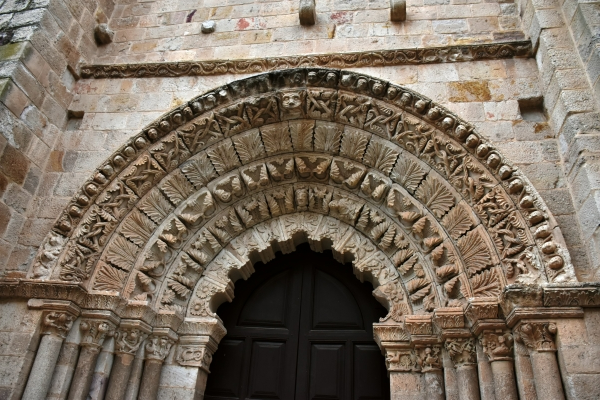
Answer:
[204, 245, 390, 400]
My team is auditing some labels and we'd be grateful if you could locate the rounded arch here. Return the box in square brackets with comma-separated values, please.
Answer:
[28, 68, 576, 321]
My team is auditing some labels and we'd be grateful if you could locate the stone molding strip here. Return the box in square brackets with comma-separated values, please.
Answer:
[80, 41, 532, 79]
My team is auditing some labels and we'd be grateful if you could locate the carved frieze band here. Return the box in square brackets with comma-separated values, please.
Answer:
[80, 41, 532, 79]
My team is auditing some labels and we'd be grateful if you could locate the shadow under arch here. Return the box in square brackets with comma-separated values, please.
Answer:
[205, 243, 391, 400]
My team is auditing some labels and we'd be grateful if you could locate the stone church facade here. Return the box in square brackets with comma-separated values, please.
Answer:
[1, 0, 600, 399]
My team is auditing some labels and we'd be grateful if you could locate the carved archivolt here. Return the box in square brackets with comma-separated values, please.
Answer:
[29, 68, 576, 320]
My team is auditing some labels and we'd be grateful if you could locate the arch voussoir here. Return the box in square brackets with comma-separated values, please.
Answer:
[29, 68, 576, 324]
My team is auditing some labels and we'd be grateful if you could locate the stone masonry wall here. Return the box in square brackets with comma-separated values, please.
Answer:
[0, 0, 115, 278]
[98, 0, 523, 64]
[0, 0, 599, 283]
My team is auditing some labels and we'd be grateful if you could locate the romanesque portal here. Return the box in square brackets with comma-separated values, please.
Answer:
[2, 69, 593, 400]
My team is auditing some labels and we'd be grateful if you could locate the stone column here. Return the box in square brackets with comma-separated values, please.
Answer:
[513, 341, 537, 399]
[105, 320, 151, 400]
[480, 331, 519, 400]
[138, 329, 177, 400]
[415, 345, 444, 400]
[22, 308, 78, 400]
[47, 320, 82, 400]
[158, 336, 218, 398]
[123, 345, 145, 400]
[514, 322, 565, 400]
[445, 338, 481, 400]
[372, 322, 423, 400]
[88, 336, 114, 400]
[67, 313, 118, 400]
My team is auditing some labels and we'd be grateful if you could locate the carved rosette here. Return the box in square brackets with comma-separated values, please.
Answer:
[177, 344, 214, 371]
[41, 311, 75, 339]
[480, 331, 514, 361]
[514, 322, 557, 352]
[114, 328, 147, 355]
[80, 319, 115, 349]
[145, 335, 175, 361]
[445, 338, 477, 367]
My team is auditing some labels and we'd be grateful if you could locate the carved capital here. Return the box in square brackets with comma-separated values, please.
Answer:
[80, 319, 115, 349]
[514, 322, 557, 352]
[177, 343, 214, 371]
[114, 329, 145, 355]
[415, 345, 442, 372]
[384, 347, 419, 372]
[41, 311, 75, 339]
[445, 337, 477, 367]
[480, 331, 514, 362]
[145, 335, 175, 361]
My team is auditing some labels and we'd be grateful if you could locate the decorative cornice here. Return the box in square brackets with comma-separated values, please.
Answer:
[80, 41, 532, 80]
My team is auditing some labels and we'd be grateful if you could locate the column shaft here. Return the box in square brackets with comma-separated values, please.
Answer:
[513, 343, 537, 400]
[194, 369, 209, 400]
[138, 360, 163, 400]
[22, 334, 64, 400]
[389, 371, 425, 399]
[423, 370, 444, 400]
[105, 353, 135, 400]
[88, 343, 114, 400]
[124, 353, 145, 400]
[47, 341, 80, 400]
[456, 365, 481, 400]
[442, 350, 459, 400]
[476, 342, 495, 400]
[529, 351, 565, 400]
[67, 346, 101, 400]
[490, 360, 518, 400]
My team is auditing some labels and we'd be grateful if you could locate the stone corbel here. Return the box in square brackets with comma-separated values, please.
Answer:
[28, 298, 81, 338]
[390, 0, 406, 22]
[299, 0, 316, 26]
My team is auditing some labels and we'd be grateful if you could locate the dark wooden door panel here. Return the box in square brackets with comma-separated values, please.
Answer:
[312, 269, 363, 330]
[238, 269, 293, 328]
[205, 246, 390, 400]
[353, 344, 388, 400]
[204, 339, 245, 398]
[308, 343, 345, 400]
[247, 341, 288, 399]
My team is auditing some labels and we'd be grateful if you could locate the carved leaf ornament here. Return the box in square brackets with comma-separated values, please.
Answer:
[30, 69, 576, 320]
